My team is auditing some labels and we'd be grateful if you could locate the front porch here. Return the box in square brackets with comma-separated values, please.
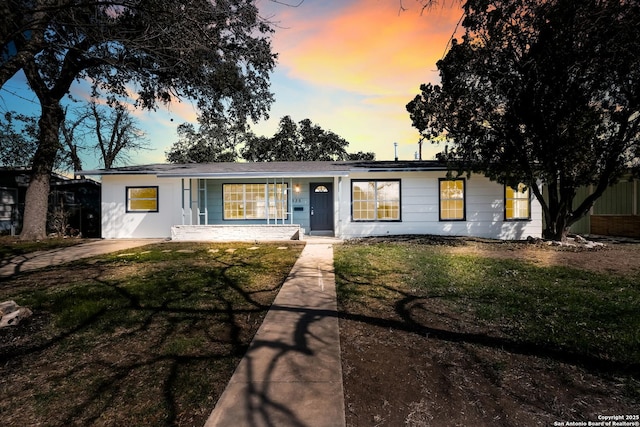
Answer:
[178, 176, 341, 238]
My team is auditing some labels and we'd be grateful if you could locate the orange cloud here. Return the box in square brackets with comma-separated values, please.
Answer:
[252, 0, 463, 160]
[274, 1, 462, 95]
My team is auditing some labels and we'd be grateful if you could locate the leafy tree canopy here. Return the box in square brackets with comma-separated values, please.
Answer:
[241, 116, 375, 162]
[0, 112, 38, 167]
[2, 0, 275, 122]
[166, 120, 242, 163]
[347, 151, 376, 161]
[3, 0, 276, 239]
[407, 0, 640, 240]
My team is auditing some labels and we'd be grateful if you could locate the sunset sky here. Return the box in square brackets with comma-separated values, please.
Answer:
[0, 0, 463, 169]
[254, 0, 463, 161]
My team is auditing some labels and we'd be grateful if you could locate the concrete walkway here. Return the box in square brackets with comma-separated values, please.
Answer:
[205, 239, 346, 427]
[0, 239, 164, 278]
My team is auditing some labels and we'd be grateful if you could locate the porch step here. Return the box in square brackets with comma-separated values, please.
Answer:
[308, 230, 334, 237]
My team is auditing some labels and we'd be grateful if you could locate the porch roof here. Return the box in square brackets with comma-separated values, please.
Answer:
[80, 160, 449, 178]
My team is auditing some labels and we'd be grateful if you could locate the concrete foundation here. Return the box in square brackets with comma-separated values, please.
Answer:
[170, 224, 302, 241]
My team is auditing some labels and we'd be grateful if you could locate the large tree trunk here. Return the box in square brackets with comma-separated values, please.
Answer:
[19, 99, 64, 240]
[532, 179, 572, 242]
[542, 215, 569, 241]
[538, 178, 608, 242]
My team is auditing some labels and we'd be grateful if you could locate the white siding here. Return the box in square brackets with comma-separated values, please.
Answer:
[337, 172, 542, 240]
[100, 170, 542, 241]
[101, 175, 183, 238]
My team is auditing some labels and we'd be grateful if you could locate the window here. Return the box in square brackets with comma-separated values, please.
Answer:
[352, 180, 400, 221]
[126, 186, 158, 212]
[223, 183, 287, 220]
[505, 183, 530, 220]
[439, 179, 465, 220]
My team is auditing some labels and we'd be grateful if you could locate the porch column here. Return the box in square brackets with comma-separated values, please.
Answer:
[181, 178, 194, 225]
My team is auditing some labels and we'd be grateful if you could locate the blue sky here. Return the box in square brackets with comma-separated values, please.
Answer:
[0, 0, 463, 170]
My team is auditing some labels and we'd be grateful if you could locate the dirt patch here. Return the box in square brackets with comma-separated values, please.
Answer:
[446, 241, 640, 276]
[351, 235, 640, 276]
[341, 317, 638, 426]
[339, 238, 640, 426]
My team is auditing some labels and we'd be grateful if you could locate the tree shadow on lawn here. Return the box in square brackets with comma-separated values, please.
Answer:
[336, 270, 640, 425]
[392, 292, 640, 375]
[338, 273, 640, 377]
[0, 247, 295, 427]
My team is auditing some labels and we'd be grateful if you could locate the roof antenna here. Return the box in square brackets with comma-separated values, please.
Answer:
[394, 142, 398, 161]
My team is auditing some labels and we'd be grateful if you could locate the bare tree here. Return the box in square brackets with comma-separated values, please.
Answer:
[59, 107, 91, 175]
[89, 102, 147, 169]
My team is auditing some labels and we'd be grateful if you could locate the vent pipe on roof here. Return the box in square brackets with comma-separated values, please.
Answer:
[394, 142, 398, 161]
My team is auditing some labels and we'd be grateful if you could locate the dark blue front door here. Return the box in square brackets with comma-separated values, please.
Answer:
[310, 183, 333, 231]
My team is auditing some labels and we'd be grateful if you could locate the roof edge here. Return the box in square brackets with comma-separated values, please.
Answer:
[79, 160, 451, 177]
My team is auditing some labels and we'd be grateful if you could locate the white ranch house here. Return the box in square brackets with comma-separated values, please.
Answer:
[81, 161, 542, 241]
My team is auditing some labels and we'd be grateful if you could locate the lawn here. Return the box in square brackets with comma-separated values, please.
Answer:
[0, 241, 304, 427]
[3, 237, 639, 426]
[335, 239, 640, 426]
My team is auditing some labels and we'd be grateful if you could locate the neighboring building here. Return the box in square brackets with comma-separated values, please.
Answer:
[80, 161, 542, 241]
[0, 168, 101, 237]
[570, 176, 640, 238]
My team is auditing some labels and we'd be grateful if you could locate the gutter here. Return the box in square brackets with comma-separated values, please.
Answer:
[157, 171, 351, 179]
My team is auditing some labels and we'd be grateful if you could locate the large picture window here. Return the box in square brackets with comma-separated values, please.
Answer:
[223, 183, 287, 220]
[351, 180, 401, 221]
[126, 186, 158, 212]
[439, 179, 465, 220]
[505, 183, 531, 220]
